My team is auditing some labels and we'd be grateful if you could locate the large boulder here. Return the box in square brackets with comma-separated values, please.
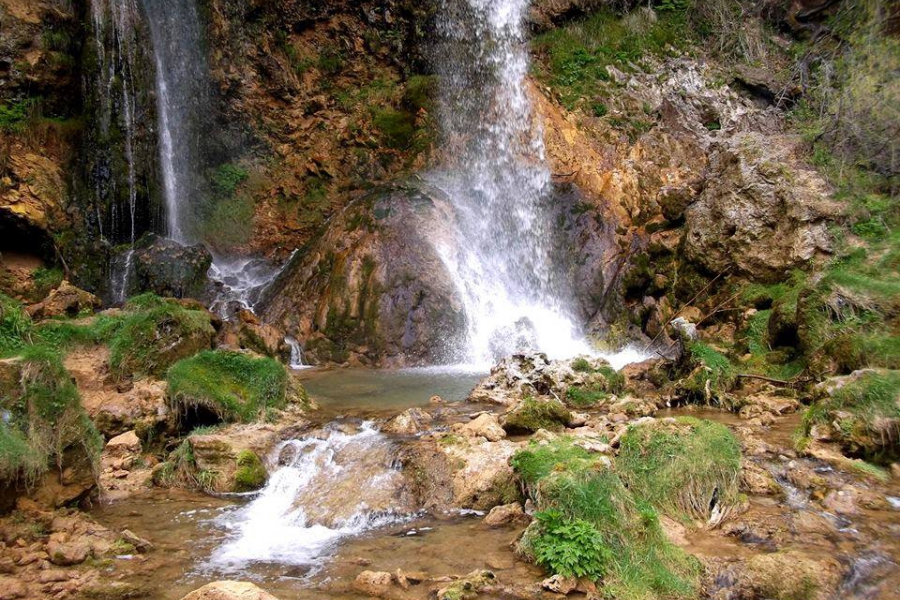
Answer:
[684, 133, 841, 282]
[132, 234, 213, 300]
[26, 281, 100, 320]
[257, 184, 466, 366]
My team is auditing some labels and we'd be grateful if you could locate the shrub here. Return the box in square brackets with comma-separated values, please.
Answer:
[0, 294, 34, 354]
[616, 417, 742, 524]
[167, 350, 291, 425]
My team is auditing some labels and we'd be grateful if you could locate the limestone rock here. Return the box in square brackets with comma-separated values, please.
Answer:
[105, 431, 142, 458]
[26, 281, 100, 320]
[0, 576, 27, 600]
[383, 407, 433, 435]
[455, 413, 505, 442]
[46, 540, 90, 566]
[483, 503, 526, 527]
[684, 132, 839, 282]
[180, 581, 279, 600]
[257, 184, 466, 367]
[353, 571, 393, 597]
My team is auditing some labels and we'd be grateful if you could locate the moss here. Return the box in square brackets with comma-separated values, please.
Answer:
[167, 350, 291, 425]
[617, 418, 742, 524]
[233, 450, 266, 492]
[511, 437, 596, 486]
[31, 267, 64, 298]
[503, 397, 571, 433]
[372, 108, 416, 149]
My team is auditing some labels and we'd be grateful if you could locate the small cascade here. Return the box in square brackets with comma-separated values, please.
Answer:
[208, 422, 411, 570]
[429, 0, 593, 365]
[207, 256, 288, 318]
[284, 336, 309, 370]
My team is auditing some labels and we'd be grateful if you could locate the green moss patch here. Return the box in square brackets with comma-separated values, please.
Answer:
[233, 450, 267, 492]
[503, 397, 572, 433]
[108, 295, 214, 380]
[565, 358, 626, 407]
[510, 437, 595, 486]
[617, 417, 742, 524]
[167, 350, 292, 425]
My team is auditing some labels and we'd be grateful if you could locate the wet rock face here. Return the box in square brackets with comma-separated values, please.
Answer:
[258, 184, 466, 367]
[684, 133, 839, 282]
[132, 234, 213, 300]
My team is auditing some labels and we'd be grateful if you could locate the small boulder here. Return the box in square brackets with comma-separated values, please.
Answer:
[133, 234, 212, 300]
[105, 431, 142, 458]
[483, 503, 526, 527]
[0, 577, 27, 600]
[46, 540, 90, 566]
[353, 571, 393, 597]
[383, 408, 433, 435]
[26, 281, 100, 320]
[180, 581, 280, 600]
[457, 413, 505, 442]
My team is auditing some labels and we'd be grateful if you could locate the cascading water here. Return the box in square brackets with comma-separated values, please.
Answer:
[429, 0, 594, 365]
[140, 0, 209, 245]
[207, 422, 411, 570]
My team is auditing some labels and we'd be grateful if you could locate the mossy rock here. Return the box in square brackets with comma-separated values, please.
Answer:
[233, 450, 266, 492]
[167, 350, 296, 427]
[0, 347, 102, 510]
[802, 369, 900, 462]
[109, 294, 215, 380]
[502, 397, 571, 433]
[565, 358, 625, 407]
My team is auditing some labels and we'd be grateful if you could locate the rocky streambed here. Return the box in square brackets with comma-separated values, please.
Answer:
[3, 354, 895, 600]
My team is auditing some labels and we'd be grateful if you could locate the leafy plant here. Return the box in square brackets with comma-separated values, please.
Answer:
[532, 509, 608, 580]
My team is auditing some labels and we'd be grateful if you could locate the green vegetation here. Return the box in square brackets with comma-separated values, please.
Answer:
[510, 437, 594, 485]
[531, 509, 607, 579]
[0, 99, 33, 132]
[167, 350, 291, 424]
[617, 418, 742, 523]
[0, 346, 102, 484]
[532, 8, 686, 110]
[514, 444, 701, 598]
[372, 108, 416, 149]
[800, 370, 900, 462]
[678, 342, 736, 405]
[503, 397, 572, 433]
[0, 294, 34, 354]
[107, 295, 213, 379]
[233, 450, 267, 492]
[565, 358, 626, 407]
[31, 267, 64, 298]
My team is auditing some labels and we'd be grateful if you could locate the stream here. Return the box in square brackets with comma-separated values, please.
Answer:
[89, 371, 900, 600]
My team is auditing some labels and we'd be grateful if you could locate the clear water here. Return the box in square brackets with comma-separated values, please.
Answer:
[298, 367, 483, 416]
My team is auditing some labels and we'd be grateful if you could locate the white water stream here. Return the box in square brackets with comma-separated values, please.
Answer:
[207, 422, 410, 570]
[430, 0, 598, 365]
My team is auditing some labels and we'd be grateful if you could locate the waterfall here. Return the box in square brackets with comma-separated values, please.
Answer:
[429, 0, 593, 365]
[140, 0, 209, 244]
[284, 336, 309, 370]
[89, 0, 142, 303]
[207, 422, 410, 570]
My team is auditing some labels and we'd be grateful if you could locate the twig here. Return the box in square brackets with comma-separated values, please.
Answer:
[735, 373, 791, 385]
[643, 270, 727, 352]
